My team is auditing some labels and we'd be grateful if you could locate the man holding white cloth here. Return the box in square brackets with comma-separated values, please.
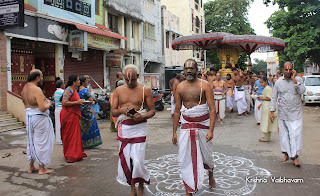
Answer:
[21, 69, 54, 175]
[173, 59, 216, 195]
[270, 62, 306, 167]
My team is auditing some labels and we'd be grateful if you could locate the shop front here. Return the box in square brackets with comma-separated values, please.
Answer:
[64, 26, 125, 90]
[5, 15, 68, 97]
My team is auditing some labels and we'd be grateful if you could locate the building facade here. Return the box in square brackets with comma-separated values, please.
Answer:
[103, 0, 143, 89]
[266, 52, 279, 76]
[162, 0, 206, 68]
[142, 0, 163, 90]
[162, 5, 181, 68]
[0, 0, 126, 111]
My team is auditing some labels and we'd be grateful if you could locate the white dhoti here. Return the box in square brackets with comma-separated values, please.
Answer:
[117, 118, 150, 185]
[54, 106, 62, 144]
[214, 91, 225, 120]
[171, 94, 175, 115]
[226, 88, 234, 110]
[234, 86, 247, 114]
[179, 104, 215, 193]
[254, 98, 262, 123]
[244, 85, 251, 112]
[278, 118, 303, 159]
[25, 108, 54, 166]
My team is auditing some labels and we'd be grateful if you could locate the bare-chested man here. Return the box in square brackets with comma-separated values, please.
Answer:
[232, 68, 248, 115]
[169, 73, 180, 118]
[243, 70, 251, 114]
[112, 64, 155, 196]
[173, 59, 216, 195]
[21, 69, 54, 175]
[212, 72, 228, 124]
[225, 73, 235, 113]
[203, 67, 216, 86]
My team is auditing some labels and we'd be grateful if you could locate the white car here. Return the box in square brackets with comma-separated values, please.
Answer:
[301, 75, 320, 105]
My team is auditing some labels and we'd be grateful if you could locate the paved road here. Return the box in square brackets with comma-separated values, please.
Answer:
[0, 104, 319, 196]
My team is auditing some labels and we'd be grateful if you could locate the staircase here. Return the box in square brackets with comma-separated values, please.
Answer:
[0, 111, 25, 133]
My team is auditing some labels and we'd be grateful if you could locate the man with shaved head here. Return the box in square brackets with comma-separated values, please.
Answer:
[111, 64, 155, 196]
[21, 69, 54, 175]
[212, 72, 227, 124]
[270, 62, 306, 167]
[173, 59, 216, 195]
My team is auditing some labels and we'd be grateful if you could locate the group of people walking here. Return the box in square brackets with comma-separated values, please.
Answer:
[22, 58, 305, 195]
[22, 71, 102, 174]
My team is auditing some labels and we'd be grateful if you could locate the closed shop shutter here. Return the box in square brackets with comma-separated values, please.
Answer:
[64, 46, 104, 89]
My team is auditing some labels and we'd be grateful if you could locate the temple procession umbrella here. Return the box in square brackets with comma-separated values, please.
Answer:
[219, 35, 285, 66]
[172, 32, 285, 67]
[172, 32, 233, 50]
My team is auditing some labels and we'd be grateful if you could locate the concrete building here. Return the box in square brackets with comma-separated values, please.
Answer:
[162, 6, 181, 68]
[142, 0, 164, 90]
[162, 0, 206, 68]
[266, 52, 279, 76]
[103, 0, 144, 89]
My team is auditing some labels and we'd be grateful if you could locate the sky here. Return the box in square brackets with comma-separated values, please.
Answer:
[203, 0, 279, 62]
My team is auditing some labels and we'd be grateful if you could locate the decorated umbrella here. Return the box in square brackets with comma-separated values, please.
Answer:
[219, 35, 285, 66]
[172, 32, 233, 50]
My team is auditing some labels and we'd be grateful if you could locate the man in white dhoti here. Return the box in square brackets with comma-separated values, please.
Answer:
[21, 69, 54, 175]
[54, 80, 65, 144]
[212, 73, 227, 124]
[254, 71, 268, 124]
[173, 59, 216, 195]
[225, 74, 234, 113]
[232, 69, 247, 115]
[112, 64, 155, 196]
[270, 62, 306, 167]
[243, 70, 251, 114]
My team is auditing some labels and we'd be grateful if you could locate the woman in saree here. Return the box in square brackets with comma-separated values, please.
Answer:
[78, 77, 102, 148]
[60, 74, 87, 162]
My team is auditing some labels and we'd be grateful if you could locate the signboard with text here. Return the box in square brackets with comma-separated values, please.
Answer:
[87, 33, 120, 51]
[0, 0, 24, 29]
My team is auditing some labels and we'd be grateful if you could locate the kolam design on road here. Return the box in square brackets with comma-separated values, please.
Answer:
[117, 153, 271, 195]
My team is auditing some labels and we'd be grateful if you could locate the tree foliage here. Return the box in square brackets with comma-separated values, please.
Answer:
[204, 0, 255, 70]
[251, 59, 267, 74]
[264, 0, 320, 72]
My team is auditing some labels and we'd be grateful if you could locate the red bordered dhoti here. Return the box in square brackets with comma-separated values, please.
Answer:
[179, 103, 215, 193]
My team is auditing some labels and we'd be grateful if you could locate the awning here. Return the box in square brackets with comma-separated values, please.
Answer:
[25, 4, 38, 12]
[64, 21, 127, 41]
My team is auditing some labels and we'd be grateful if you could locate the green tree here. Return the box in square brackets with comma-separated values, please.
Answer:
[204, 0, 255, 69]
[264, 0, 320, 72]
[251, 59, 267, 74]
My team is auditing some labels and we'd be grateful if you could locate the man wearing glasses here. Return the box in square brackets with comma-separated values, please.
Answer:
[172, 59, 216, 195]
[270, 62, 306, 167]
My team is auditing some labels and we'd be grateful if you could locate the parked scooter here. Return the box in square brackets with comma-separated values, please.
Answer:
[95, 93, 110, 119]
[152, 88, 164, 111]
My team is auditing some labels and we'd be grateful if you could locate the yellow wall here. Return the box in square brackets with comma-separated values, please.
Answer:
[7, 92, 26, 124]
[95, 0, 104, 25]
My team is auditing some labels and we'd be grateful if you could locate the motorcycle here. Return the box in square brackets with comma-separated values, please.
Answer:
[95, 93, 110, 119]
[152, 88, 164, 111]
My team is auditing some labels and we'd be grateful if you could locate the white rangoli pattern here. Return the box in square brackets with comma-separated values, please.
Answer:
[117, 153, 270, 195]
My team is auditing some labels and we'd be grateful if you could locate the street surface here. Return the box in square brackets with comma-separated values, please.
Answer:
[0, 104, 319, 196]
